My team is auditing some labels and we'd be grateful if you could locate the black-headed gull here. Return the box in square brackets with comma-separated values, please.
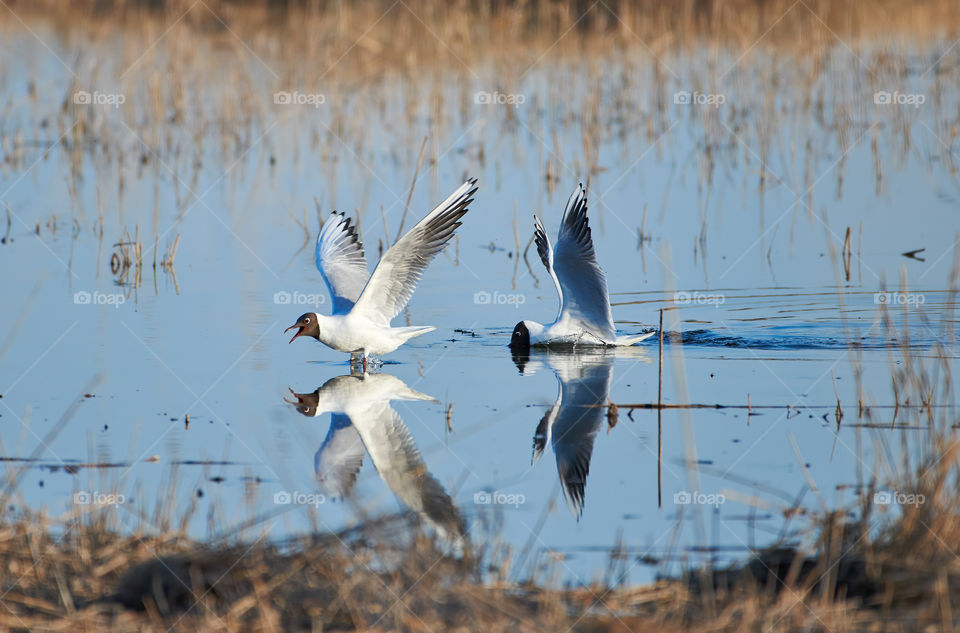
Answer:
[509, 183, 653, 350]
[286, 372, 466, 548]
[525, 349, 615, 520]
[286, 178, 478, 365]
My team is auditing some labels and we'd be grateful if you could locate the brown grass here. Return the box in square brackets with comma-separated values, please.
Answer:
[2, 452, 960, 633]
[3, 0, 958, 226]
[6, 296, 960, 630]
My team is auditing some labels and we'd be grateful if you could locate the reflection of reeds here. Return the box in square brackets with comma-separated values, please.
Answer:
[0, 0, 955, 281]
[111, 226, 141, 290]
[112, 228, 180, 296]
[2, 2, 956, 171]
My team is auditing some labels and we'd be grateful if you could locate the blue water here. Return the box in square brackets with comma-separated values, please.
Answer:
[1, 24, 958, 585]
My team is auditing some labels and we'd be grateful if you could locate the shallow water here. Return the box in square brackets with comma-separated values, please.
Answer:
[1, 21, 959, 585]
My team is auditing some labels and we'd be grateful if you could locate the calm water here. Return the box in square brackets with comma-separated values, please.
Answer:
[1, 24, 959, 584]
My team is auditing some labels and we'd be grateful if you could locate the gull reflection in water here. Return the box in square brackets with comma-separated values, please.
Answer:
[286, 372, 466, 549]
[514, 347, 650, 520]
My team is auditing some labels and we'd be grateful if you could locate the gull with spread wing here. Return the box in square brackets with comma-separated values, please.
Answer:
[510, 183, 653, 350]
[525, 349, 615, 520]
[286, 178, 478, 365]
[286, 372, 466, 549]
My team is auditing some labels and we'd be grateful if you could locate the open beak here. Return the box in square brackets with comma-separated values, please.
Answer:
[284, 323, 304, 344]
[283, 387, 305, 405]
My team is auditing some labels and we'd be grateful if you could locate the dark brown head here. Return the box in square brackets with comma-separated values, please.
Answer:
[284, 387, 320, 417]
[284, 313, 320, 344]
[509, 321, 530, 351]
[509, 321, 532, 373]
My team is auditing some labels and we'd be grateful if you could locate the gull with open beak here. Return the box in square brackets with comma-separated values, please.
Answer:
[286, 178, 478, 368]
[285, 372, 466, 550]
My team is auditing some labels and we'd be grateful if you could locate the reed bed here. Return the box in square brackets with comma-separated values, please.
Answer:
[1, 0, 958, 225]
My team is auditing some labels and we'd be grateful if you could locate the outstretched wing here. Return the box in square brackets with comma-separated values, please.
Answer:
[534, 215, 564, 320]
[531, 405, 556, 466]
[550, 349, 614, 519]
[352, 179, 478, 325]
[313, 414, 365, 499]
[551, 184, 615, 339]
[316, 212, 370, 314]
[354, 401, 466, 544]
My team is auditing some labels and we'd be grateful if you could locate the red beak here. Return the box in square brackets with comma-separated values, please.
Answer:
[283, 387, 304, 405]
[285, 324, 304, 344]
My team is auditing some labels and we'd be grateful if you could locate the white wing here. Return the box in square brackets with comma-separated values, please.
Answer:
[547, 184, 616, 339]
[313, 414, 365, 499]
[350, 401, 465, 544]
[548, 350, 614, 519]
[534, 215, 564, 319]
[316, 212, 370, 315]
[352, 179, 477, 325]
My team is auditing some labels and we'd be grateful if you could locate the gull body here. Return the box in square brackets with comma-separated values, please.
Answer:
[294, 312, 435, 357]
[286, 178, 478, 363]
[287, 373, 466, 548]
[510, 183, 653, 351]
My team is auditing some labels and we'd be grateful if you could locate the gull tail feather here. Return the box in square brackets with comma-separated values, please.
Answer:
[395, 325, 436, 344]
[397, 386, 440, 403]
[614, 331, 656, 346]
